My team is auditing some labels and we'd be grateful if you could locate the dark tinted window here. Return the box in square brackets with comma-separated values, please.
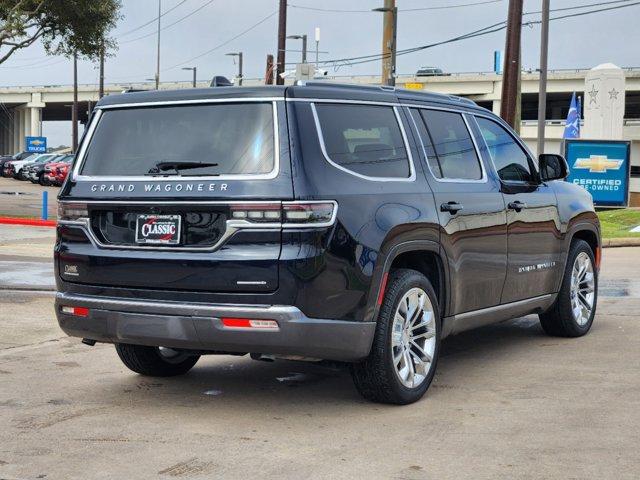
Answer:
[476, 117, 534, 183]
[81, 103, 275, 176]
[409, 109, 441, 177]
[314, 104, 410, 178]
[420, 110, 482, 180]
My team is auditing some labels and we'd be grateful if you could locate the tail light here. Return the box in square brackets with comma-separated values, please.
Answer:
[58, 202, 89, 221]
[229, 201, 337, 228]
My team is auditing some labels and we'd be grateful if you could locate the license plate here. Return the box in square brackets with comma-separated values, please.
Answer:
[135, 214, 181, 245]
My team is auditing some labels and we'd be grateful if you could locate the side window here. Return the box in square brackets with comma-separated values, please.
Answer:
[475, 117, 535, 183]
[409, 109, 442, 178]
[419, 109, 483, 180]
[313, 103, 411, 179]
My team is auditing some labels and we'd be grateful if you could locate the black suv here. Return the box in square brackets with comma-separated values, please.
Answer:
[55, 83, 600, 404]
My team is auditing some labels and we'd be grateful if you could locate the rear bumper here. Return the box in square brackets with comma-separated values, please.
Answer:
[55, 292, 376, 362]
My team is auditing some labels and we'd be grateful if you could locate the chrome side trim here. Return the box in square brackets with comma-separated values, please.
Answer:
[442, 294, 556, 337]
[406, 107, 488, 184]
[72, 100, 281, 182]
[310, 102, 416, 183]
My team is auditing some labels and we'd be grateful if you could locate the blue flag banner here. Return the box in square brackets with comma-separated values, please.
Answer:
[563, 92, 580, 139]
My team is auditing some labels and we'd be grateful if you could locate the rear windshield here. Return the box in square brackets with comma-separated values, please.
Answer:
[80, 102, 275, 177]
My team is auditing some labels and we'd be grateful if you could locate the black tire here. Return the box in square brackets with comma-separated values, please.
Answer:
[539, 239, 598, 337]
[115, 343, 200, 377]
[38, 173, 47, 186]
[351, 269, 441, 405]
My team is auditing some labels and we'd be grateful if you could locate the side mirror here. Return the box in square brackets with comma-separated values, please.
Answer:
[538, 153, 569, 182]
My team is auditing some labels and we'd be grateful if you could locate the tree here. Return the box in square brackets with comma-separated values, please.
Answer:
[0, 0, 121, 64]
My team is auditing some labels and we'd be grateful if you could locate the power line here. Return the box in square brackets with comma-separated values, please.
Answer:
[317, 0, 640, 69]
[117, 0, 188, 37]
[120, 0, 216, 44]
[162, 10, 277, 71]
[287, 0, 502, 13]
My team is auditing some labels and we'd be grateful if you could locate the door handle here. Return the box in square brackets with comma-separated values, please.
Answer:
[508, 200, 527, 212]
[440, 202, 464, 214]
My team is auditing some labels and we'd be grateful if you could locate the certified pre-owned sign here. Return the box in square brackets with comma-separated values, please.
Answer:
[564, 139, 631, 207]
[135, 214, 181, 245]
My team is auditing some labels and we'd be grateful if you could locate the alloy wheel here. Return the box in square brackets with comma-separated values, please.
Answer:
[391, 287, 437, 388]
[570, 252, 595, 326]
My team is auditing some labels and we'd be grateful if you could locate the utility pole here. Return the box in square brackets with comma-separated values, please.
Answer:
[276, 0, 287, 85]
[72, 52, 78, 153]
[500, 0, 523, 130]
[226, 52, 243, 86]
[373, 1, 397, 86]
[265, 54, 274, 85]
[155, 0, 161, 89]
[98, 39, 105, 99]
[536, 0, 550, 155]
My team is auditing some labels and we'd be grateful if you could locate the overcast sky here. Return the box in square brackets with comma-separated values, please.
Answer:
[1, 0, 639, 146]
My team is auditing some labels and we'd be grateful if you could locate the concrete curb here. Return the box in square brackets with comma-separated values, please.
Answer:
[602, 238, 640, 248]
[0, 217, 56, 227]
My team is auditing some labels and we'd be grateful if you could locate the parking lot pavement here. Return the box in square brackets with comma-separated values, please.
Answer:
[0, 176, 58, 219]
[0, 248, 639, 479]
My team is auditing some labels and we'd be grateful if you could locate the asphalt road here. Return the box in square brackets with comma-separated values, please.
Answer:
[0, 176, 58, 220]
[0, 225, 639, 479]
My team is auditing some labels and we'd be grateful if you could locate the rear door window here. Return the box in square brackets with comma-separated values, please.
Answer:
[417, 109, 483, 181]
[313, 103, 411, 179]
[80, 102, 275, 177]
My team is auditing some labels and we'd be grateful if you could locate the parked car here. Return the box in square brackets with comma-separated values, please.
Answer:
[1, 152, 37, 177]
[11, 153, 57, 180]
[44, 155, 74, 186]
[25, 154, 69, 185]
[416, 66, 447, 77]
[55, 83, 600, 404]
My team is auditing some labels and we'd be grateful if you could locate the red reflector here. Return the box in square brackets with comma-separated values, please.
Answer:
[222, 317, 252, 328]
[61, 306, 89, 317]
[377, 272, 389, 306]
[221, 317, 279, 329]
[595, 245, 602, 269]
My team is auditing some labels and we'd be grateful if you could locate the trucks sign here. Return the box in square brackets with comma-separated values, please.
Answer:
[25, 136, 47, 153]
[564, 139, 631, 207]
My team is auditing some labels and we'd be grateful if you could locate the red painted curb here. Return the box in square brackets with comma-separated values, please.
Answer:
[0, 217, 57, 227]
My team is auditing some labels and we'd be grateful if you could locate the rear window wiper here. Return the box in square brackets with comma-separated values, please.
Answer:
[145, 161, 219, 176]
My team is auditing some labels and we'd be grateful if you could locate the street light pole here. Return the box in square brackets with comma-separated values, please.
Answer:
[155, 0, 161, 89]
[315, 27, 320, 67]
[536, 0, 550, 155]
[182, 67, 197, 87]
[373, 2, 397, 87]
[225, 53, 243, 86]
[72, 52, 78, 153]
[98, 39, 105, 99]
[287, 35, 308, 64]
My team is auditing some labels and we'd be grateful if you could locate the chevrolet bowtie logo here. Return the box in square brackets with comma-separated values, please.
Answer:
[573, 155, 623, 173]
[30, 139, 44, 146]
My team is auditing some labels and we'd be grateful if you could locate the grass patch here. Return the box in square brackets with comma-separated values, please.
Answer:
[597, 209, 640, 238]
